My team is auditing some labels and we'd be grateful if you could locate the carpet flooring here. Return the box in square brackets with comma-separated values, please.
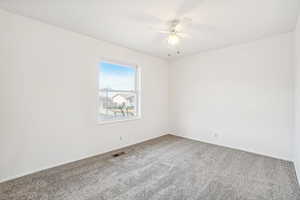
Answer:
[0, 135, 299, 200]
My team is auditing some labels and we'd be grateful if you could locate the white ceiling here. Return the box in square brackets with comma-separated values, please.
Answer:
[0, 0, 300, 59]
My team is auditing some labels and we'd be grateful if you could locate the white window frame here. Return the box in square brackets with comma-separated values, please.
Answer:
[97, 59, 141, 124]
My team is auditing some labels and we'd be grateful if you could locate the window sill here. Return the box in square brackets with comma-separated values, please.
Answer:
[97, 116, 141, 125]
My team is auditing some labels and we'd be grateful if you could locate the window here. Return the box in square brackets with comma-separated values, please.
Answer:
[98, 61, 140, 123]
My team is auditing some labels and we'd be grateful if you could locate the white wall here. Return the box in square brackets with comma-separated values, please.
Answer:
[293, 17, 300, 181]
[1, 7, 298, 183]
[169, 33, 294, 160]
[0, 9, 169, 182]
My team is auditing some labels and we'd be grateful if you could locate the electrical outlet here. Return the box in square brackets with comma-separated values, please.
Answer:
[119, 136, 123, 141]
[213, 132, 219, 138]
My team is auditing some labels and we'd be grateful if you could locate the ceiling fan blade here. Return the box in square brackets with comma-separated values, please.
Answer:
[174, 23, 183, 32]
[158, 30, 171, 34]
[148, 26, 170, 34]
[188, 23, 217, 32]
[177, 32, 191, 38]
[180, 17, 193, 25]
[176, 0, 205, 17]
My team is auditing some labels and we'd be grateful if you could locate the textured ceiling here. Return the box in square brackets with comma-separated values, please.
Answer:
[0, 0, 300, 59]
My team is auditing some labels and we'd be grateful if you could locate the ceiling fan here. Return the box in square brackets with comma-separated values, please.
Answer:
[153, 18, 192, 46]
[126, 0, 216, 55]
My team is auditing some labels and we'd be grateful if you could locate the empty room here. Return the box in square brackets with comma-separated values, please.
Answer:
[1, 0, 300, 199]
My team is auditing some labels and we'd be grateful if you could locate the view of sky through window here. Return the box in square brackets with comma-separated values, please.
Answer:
[99, 62, 136, 91]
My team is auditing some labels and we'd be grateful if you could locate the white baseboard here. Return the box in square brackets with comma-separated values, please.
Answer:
[170, 132, 292, 161]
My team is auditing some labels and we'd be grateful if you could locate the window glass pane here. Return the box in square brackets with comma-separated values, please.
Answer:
[98, 61, 139, 122]
[99, 62, 136, 91]
[98, 90, 138, 121]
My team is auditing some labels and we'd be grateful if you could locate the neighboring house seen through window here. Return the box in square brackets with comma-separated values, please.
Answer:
[98, 61, 140, 123]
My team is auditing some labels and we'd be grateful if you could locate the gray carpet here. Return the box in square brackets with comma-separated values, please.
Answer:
[0, 135, 300, 200]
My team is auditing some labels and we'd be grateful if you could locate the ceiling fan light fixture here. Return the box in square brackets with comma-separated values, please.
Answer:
[167, 34, 180, 45]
